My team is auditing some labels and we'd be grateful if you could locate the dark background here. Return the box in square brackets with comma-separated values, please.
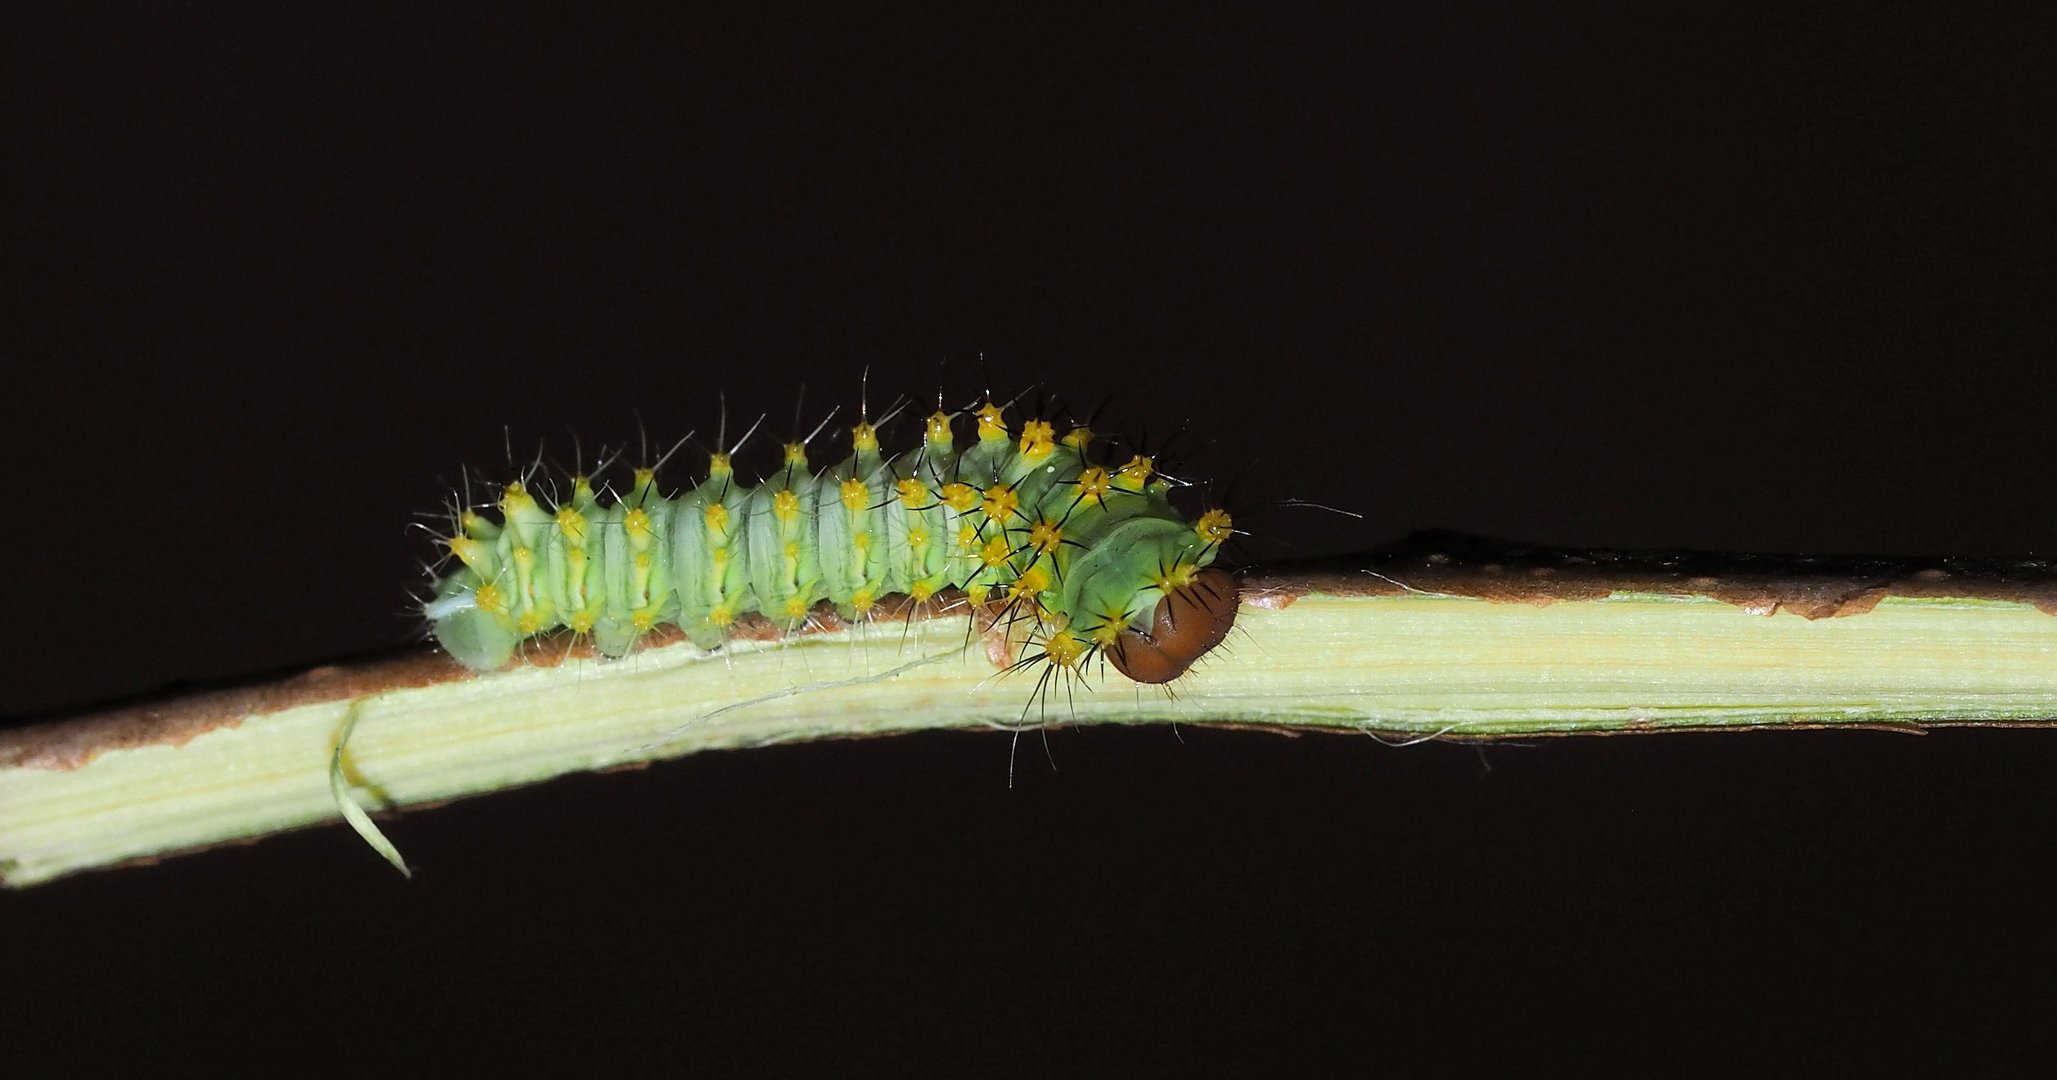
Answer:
[6, 4, 2054, 1071]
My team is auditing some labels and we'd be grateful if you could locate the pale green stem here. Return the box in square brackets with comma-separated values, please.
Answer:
[7, 557, 2057, 888]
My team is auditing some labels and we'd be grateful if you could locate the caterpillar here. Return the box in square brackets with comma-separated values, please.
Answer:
[421, 392, 1240, 686]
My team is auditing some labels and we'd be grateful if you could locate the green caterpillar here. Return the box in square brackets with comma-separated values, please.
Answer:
[423, 396, 1238, 684]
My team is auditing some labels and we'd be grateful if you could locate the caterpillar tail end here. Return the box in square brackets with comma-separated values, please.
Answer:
[431, 603, 520, 671]
[1106, 567, 1240, 684]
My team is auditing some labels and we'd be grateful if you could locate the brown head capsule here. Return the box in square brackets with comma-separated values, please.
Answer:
[1106, 567, 1240, 683]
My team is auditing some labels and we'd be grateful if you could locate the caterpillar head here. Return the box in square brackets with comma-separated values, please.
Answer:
[1105, 567, 1239, 683]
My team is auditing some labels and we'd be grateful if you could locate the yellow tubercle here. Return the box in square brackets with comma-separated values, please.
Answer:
[624, 507, 654, 543]
[1195, 509, 1234, 545]
[447, 535, 488, 572]
[980, 535, 1013, 570]
[783, 442, 809, 467]
[554, 507, 588, 545]
[908, 528, 929, 548]
[1028, 519, 1062, 555]
[783, 595, 810, 621]
[851, 421, 879, 454]
[1043, 628, 1088, 669]
[704, 501, 730, 534]
[706, 453, 731, 478]
[1088, 615, 1125, 646]
[773, 488, 801, 522]
[1115, 455, 1154, 488]
[632, 466, 658, 492]
[1076, 466, 1111, 504]
[500, 483, 538, 517]
[940, 482, 979, 512]
[851, 587, 876, 614]
[783, 539, 802, 562]
[925, 410, 954, 445]
[1009, 563, 1052, 599]
[631, 609, 656, 631]
[1155, 562, 1198, 590]
[909, 580, 935, 602]
[1019, 419, 1056, 457]
[567, 610, 596, 634]
[1062, 424, 1094, 450]
[980, 485, 1019, 523]
[897, 477, 928, 508]
[839, 477, 869, 513]
[474, 583, 506, 614]
[975, 401, 1008, 441]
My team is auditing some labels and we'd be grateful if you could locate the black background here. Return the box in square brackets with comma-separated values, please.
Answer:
[6, 4, 2055, 1072]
